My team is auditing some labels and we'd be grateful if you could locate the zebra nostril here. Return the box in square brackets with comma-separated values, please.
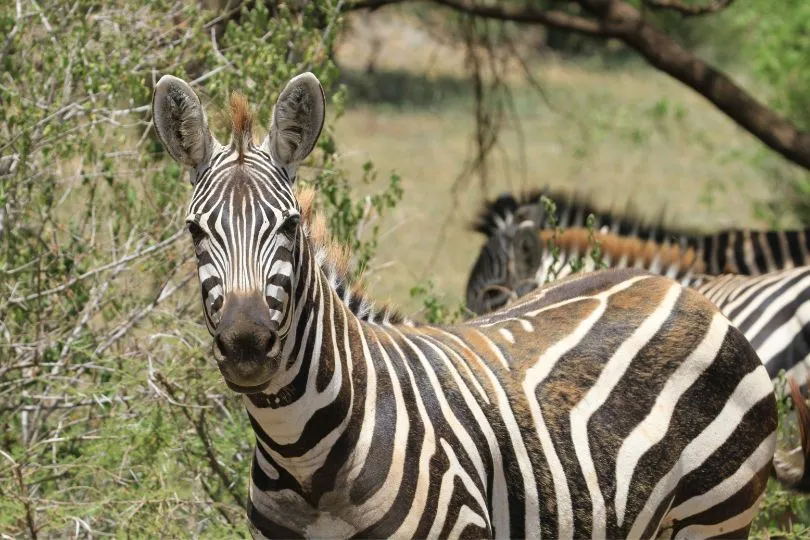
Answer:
[265, 332, 279, 357]
[214, 336, 227, 361]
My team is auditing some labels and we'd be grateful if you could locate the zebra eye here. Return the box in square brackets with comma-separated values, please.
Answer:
[187, 222, 206, 252]
[278, 214, 300, 239]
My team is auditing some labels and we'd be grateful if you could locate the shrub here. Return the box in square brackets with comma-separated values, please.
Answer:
[0, 1, 399, 535]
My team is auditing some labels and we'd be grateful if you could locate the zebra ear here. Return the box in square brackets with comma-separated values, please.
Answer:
[152, 75, 215, 172]
[265, 72, 325, 170]
[512, 225, 542, 282]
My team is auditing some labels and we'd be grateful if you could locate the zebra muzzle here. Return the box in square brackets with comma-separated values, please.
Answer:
[212, 293, 281, 394]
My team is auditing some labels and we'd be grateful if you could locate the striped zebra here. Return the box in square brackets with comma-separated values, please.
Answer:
[466, 219, 810, 389]
[471, 190, 810, 277]
[152, 72, 810, 538]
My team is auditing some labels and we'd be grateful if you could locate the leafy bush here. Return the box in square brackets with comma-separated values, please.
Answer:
[0, 1, 400, 535]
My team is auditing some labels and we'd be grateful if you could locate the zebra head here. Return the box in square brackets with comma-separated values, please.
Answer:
[465, 222, 542, 315]
[152, 73, 325, 393]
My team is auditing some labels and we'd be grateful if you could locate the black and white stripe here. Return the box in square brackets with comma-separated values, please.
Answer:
[473, 190, 810, 276]
[467, 218, 810, 388]
[153, 73, 810, 538]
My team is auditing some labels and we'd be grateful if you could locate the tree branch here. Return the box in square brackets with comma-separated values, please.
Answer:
[577, 0, 810, 170]
[643, 0, 734, 17]
[342, 0, 810, 172]
[344, 0, 607, 35]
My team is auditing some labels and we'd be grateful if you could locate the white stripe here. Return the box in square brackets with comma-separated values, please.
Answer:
[446, 505, 489, 539]
[475, 330, 510, 371]
[665, 432, 775, 523]
[440, 330, 540, 540]
[753, 299, 810, 365]
[627, 365, 773, 538]
[499, 328, 515, 344]
[614, 313, 729, 525]
[395, 331, 489, 503]
[427, 439, 490, 538]
[380, 331, 439, 539]
[524, 276, 646, 539]
[570, 283, 682, 538]
[672, 494, 763, 539]
[417, 336, 506, 536]
[350, 331, 413, 524]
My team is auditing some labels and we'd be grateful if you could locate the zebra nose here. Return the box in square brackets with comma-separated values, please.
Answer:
[215, 327, 277, 362]
[214, 293, 279, 392]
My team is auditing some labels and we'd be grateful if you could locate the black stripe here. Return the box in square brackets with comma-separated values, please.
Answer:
[765, 231, 784, 270]
[786, 231, 805, 267]
[716, 232, 730, 273]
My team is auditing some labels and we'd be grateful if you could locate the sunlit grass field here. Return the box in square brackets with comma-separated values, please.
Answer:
[332, 10, 806, 313]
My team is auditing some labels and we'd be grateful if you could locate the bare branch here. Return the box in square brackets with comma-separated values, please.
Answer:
[6, 229, 185, 306]
[343, 0, 607, 35]
[93, 265, 195, 357]
[643, 0, 734, 17]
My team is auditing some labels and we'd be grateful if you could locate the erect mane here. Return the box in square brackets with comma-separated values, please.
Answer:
[470, 188, 700, 241]
[470, 193, 523, 236]
[230, 92, 254, 162]
[538, 228, 706, 275]
[295, 187, 408, 326]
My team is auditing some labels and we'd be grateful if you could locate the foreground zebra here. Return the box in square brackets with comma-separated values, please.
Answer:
[465, 197, 810, 387]
[153, 72, 809, 538]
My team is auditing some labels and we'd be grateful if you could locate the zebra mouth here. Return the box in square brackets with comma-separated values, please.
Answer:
[223, 378, 272, 395]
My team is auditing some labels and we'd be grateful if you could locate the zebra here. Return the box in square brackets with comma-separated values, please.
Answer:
[471, 190, 810, 277]
[152, 72, 810, 538]
[466, 220, 810, 389]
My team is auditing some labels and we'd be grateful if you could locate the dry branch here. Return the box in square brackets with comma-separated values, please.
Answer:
[643, 0, 734, 16]
[5, 229, 185, 306]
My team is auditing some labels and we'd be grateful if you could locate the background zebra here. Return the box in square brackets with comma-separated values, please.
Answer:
[472, 190, 810, 278]
[152, 72, 809, 538]
[465, 207, 810, 389]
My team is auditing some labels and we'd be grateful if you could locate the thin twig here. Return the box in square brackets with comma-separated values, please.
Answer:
[7, 229, 184, 306]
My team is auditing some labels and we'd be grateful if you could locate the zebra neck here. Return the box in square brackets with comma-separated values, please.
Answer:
[243, 233, 365, 487]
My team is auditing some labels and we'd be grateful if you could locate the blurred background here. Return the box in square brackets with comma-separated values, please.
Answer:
[2, 0, 809, 536]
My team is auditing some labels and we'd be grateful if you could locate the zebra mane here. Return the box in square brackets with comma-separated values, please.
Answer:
[470, 188, 699, 240]
[537, 228, 706, 275]
[230, 92, 253, 163]
[470, 192, 523, 236]
[295, 187, 408, 325]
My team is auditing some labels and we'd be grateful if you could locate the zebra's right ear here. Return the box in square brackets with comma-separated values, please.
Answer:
[264, 72, 325, 171]
[152, 75, 215, 172]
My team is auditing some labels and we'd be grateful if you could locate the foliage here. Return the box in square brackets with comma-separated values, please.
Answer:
[0, 0, 401, 536]
[734, 0, 810, 132]
[538, 196, 605, 283]
[409, 280, 468, 324]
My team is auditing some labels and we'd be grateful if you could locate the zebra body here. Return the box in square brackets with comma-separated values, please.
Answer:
[152, 73, 806, 538]
[697, 268, 810, 386]
[473, 190, 810, 277]
[467, 221, 810, 387]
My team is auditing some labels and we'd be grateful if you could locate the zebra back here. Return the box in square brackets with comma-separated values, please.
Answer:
[471, 190, 810, 276]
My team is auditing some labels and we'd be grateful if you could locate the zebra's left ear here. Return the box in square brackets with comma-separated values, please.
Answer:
[152, 75, 216, 172]
[264, 72, 325, 171]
